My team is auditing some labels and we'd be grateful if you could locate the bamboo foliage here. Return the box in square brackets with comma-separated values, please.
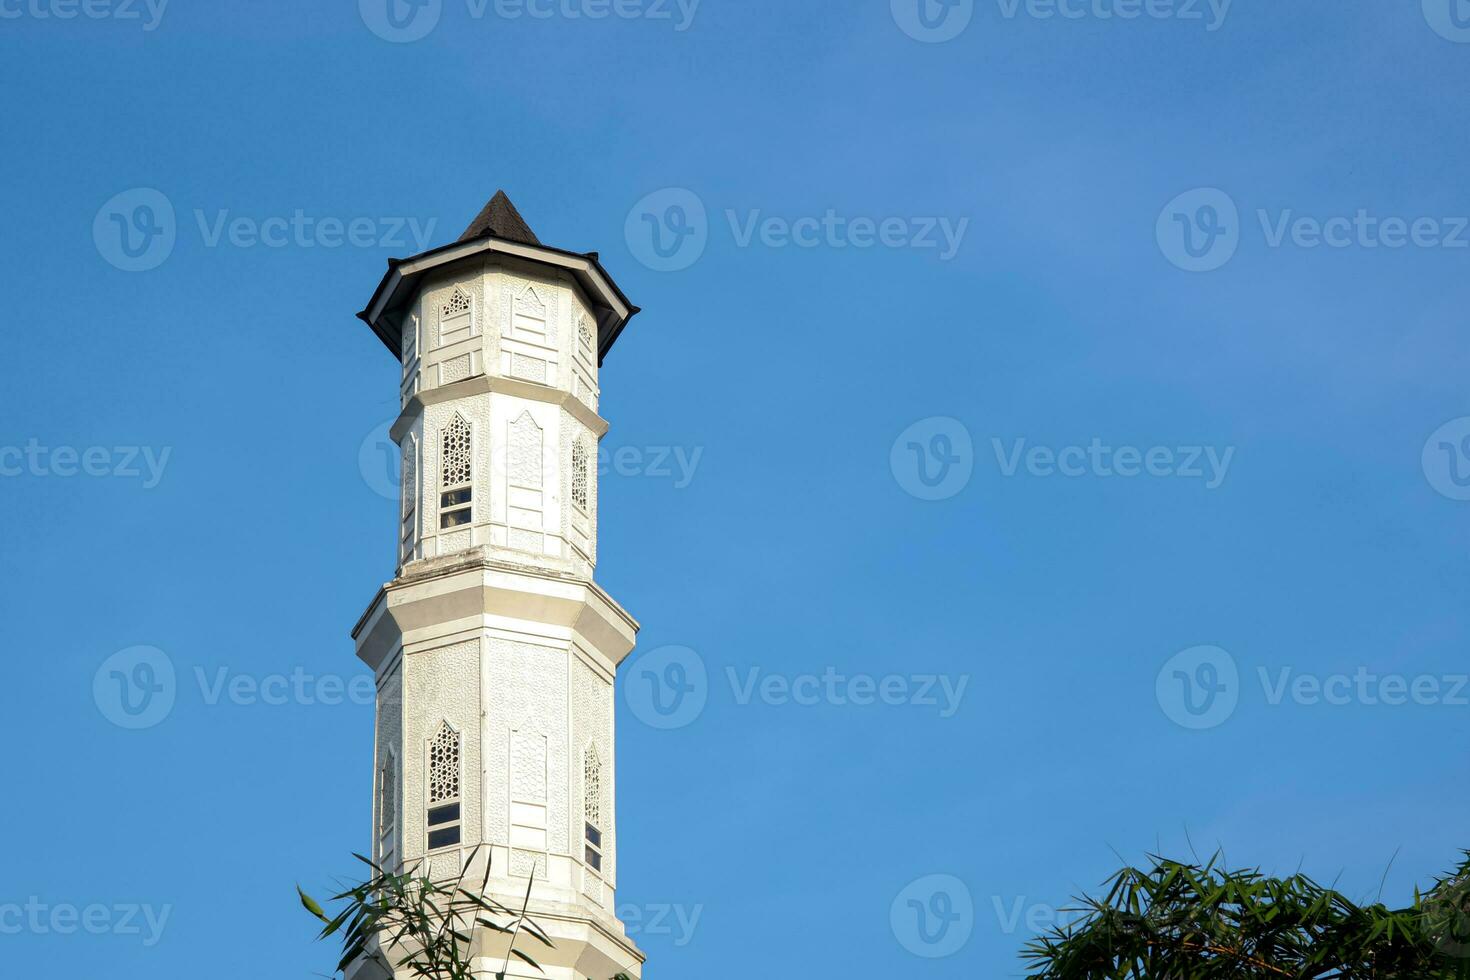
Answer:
[299, 846, 553, 980]
[1023, 852, 1470, 979]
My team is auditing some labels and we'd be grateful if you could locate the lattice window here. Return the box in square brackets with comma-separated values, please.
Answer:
[578, 315, 593, 352]
[584, 744, 603, 873]
[571, 439, 589, 512]
[442, 289, 471, 318]
[439, 415, 472, 529]
[441, 416, 471, 487]
[584, 744, 601, 828]
[429, 723, 460, 804]
[426, 722, 462, 850]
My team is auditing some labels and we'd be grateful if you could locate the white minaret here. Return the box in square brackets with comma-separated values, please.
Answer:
[350, 191, 645, 980]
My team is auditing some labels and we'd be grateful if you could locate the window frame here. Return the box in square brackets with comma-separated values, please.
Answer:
[583, 743, 603, 874]
[439, 416, 473, 530]
[426, 722, 463, 852]
[571, 438, 589, 514]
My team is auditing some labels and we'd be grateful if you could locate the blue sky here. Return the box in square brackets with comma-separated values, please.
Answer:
[3, 0, 1470, 976]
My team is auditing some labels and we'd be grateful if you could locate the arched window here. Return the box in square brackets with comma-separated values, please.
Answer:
[379, 751, 397, 864]
[427, 722, 461, 850]
[583, 744, 602, 872]
[439, 415, 472, 529]
[571, 438, 589, 512]
[439, 287, 473, 346]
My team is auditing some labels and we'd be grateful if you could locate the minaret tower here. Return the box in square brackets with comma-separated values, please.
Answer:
[350, 192, 644, 980]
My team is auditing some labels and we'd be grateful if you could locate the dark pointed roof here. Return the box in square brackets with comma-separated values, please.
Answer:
[457, 190, 540, 246]
[361, 190, 637, 365]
